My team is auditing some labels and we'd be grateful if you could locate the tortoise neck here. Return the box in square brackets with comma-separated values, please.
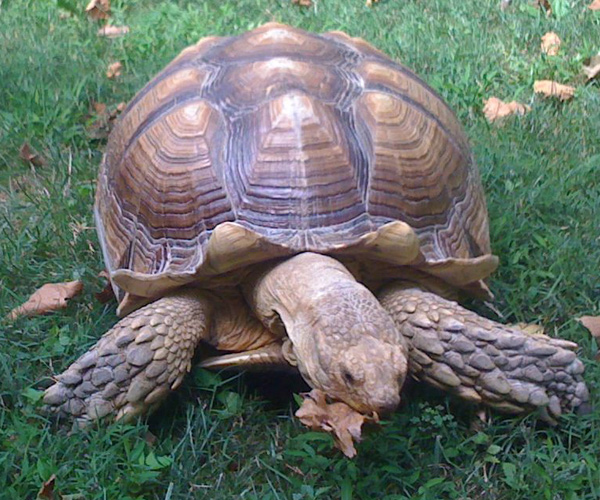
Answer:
[242, 252, 357, 336]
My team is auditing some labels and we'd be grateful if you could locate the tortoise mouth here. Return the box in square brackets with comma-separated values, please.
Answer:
[368, 393, 402, 415]
[336, 381, 403, 416]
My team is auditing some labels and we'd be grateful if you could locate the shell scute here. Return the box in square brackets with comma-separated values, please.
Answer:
[96, 23, 495, 307]
[357, 60, 470, 154]
[204, 23, 355, 66]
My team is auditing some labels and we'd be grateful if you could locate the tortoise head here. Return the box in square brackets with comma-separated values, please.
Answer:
[289, 282, 408, 415]
[245, 253, 408, 415]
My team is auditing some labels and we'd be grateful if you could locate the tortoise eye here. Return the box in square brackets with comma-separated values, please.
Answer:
[342, 370, 355, 384]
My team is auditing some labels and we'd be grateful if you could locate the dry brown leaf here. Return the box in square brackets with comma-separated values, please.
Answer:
[483, 97, 530, 122]
[85, 0, 110, 20]
[19, 142, 46, 167]
[583, 54, 600, 80]
[533, 80, 575, 101]
[589, 0, 600, 10]
[37, 474, 57, 500]
[97, 25, 129, 38]
[295, 389, 378, 458]
[578, 316, 600, 338]
[95, 270, 115, 304]
[291, 0, 312, 5]
[541, 32, 561, 56]
[8, 281, 83, 320]
[578, 316, 600, 360]
[106, 61, 122, 79]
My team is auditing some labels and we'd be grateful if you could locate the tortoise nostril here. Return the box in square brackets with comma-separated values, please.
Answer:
[343, 370, 355, 384]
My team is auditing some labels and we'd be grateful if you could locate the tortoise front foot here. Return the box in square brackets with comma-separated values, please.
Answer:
[379, 284, 589, 422]
[43, 290, 213, 423]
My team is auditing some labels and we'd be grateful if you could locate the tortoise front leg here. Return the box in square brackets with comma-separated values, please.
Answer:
[378, 283, 589, 422]
[43, 290, 213, 423]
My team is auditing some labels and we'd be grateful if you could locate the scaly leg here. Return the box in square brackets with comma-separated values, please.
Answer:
[379, 283, 588, 422]
[43, 290, 213, 423]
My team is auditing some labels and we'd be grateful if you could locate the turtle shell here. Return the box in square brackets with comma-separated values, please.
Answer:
[95, 23, 498, 314]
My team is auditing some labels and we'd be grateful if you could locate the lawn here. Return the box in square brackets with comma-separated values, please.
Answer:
[1, 0, 599, 498]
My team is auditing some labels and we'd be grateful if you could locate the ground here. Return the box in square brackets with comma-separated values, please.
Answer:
[0, 0, 599, 498]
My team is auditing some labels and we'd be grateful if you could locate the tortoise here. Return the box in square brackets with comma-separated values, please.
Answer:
[44, 23, 588, 427]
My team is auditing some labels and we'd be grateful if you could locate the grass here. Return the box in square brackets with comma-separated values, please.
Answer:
[1, 0, 599, 498]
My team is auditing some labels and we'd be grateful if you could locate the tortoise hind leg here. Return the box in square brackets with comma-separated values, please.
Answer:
[378, 283, 589, 422]
[43, 290, 213, 423]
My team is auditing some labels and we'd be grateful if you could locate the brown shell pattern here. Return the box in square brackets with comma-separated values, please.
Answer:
[96, 23, 493, 300]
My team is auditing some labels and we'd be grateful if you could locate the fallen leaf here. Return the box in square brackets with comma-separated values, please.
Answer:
[95, 270, 115, 304]
[541, 32, 561, 56]
[37, 474, 57, 500]
[578, 316, 600, 338]
[97, 25, 129, 38]
[589, 0, 600, 9]
[106, 61, 122, 79]
[483, 97, 530, 122]
[8, 281, 83, 320]
[366, 0, 379, 5]
[19, 142, 46, 167]
[295, 389, 378, 458]
[533, 80, 575, 100]
[85, 0, 110, 20]
[583, 54, 600, 80]
[292, 0, 312, 5]
[578, 316, 600, 360]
